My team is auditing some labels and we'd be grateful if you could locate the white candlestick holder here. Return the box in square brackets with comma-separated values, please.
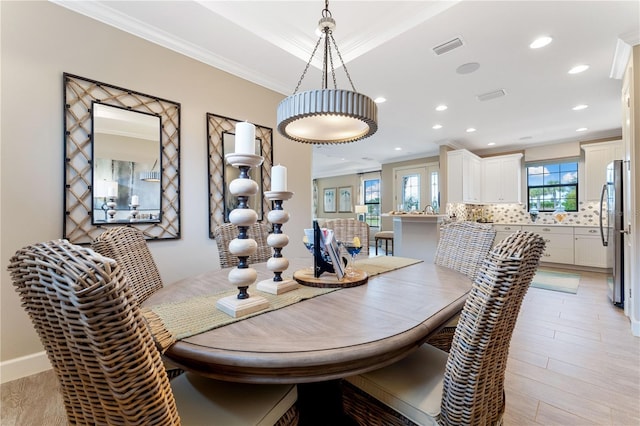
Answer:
[106, 196, 117, 222]
[216, 153, 270, 318]
[257, 191, 298, 295]
[129, 202, 139, 222]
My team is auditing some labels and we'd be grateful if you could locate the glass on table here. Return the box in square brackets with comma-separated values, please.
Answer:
[342, 237, 362, 277]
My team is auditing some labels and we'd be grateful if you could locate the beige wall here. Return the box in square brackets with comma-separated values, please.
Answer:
[0, 1, 312, 367]
[380, 155, 440, 231]
[314, 175, 361, 221]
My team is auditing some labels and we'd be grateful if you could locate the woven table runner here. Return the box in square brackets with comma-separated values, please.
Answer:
[143, 256, 422, 352]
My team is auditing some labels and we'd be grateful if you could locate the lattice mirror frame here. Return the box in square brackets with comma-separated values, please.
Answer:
[207, 113, 273, 238]
[63, 73, 181, 244]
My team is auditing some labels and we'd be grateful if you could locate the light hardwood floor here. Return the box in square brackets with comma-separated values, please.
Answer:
[2, 267, 638, 425]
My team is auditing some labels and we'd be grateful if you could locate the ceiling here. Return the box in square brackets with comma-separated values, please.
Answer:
[52, 1, 639, 178]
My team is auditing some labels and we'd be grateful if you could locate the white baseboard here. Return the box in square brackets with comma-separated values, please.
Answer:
[0, 351, 51, 384]
[631, 317, 640, 337]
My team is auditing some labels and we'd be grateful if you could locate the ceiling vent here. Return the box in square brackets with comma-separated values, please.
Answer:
[477, 89, 507, 102]
[433, 37, 464, 55]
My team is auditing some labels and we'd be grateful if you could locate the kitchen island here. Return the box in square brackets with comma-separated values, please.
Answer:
[383, 213, 449, 262]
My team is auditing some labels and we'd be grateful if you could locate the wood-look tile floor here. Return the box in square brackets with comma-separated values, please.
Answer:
[504, 268, 640, 425]
[2, 267, 638, 425]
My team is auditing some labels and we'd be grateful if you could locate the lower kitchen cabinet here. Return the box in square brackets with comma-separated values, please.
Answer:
[492, 224, 610, 269]
[574, 227, 610, 268]
[522, 225, 574, 264]
[493, 224, 522, 247]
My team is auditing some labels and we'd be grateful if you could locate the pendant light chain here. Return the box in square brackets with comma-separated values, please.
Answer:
[329, 33, 357, 92]
[292, 0, 357, 94]
[276, 0, 378, 144]
[293, 36, 322, 95]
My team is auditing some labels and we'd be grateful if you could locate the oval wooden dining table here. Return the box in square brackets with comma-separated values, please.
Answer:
[142, 257, 471, 425]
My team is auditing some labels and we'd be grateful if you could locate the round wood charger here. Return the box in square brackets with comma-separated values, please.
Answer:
[293, 268, 368, 288]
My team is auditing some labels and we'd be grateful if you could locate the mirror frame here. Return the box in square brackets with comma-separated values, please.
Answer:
[63, 73, 181, 243]
[207, 113, 273, 238]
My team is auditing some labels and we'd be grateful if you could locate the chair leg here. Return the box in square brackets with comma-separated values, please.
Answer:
[375, 238, 379, 255]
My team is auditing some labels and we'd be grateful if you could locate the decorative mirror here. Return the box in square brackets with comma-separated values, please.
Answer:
[207, 113, 273, 238]
[92, 102, 162, 224]
[64, 73, 181, 244]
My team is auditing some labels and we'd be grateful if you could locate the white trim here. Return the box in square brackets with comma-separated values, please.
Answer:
[0, 351, 51, 384]
[631, 317, 640, 337]
[610, 38, 632, 80]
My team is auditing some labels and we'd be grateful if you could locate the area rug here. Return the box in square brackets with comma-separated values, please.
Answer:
[530, 269, 580, 294]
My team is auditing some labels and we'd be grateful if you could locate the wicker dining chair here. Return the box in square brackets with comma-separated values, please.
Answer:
[214, 222, 273, 268]
[91, 226, 163, 304]
[91, 226, 185, 379]
[324, 219, 370, 256]
[342, 231, 545, 426]
[425, 221, 496, 352]
[8, 239, 298, 426]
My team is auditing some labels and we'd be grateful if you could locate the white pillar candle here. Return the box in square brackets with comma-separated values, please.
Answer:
[107, 182, 117, 197]
[131, 195, 139, 205]
[271, 164, 287, 191]
[235, 121, 256, 154]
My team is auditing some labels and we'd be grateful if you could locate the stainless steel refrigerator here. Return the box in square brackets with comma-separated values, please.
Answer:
[599, 160, 624, 307]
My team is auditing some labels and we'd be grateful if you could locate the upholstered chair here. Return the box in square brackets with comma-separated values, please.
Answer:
[342, 231, 545, 425]
[9, 239, 298, 426]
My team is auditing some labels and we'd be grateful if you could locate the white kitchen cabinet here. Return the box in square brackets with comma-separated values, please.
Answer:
[493, 224, 522, 247]
[581, 140, 623, 201]
[482, 154, 523, 203]
[522, 225, 574, 264]
[574, 227, 610, 268]
[447, 149, 482, 203]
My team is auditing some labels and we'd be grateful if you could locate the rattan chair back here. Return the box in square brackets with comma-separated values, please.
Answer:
[342, 231, 545, 425]
[434, 221, 496, 280]
[439, 231, 545, 425]
[324, 219, 370, 256]
[214, 222, 272, 268]
[9, 239, 180, 425]
[91, 226, 164, 304]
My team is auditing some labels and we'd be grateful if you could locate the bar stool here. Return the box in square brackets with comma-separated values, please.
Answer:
[374, 231, 394, 256]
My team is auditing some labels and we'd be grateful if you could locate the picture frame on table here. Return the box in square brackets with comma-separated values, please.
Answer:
[324, 187, 336, 213]
[338, 186, 353, 213]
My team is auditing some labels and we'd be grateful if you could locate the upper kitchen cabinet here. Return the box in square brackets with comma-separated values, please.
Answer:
[582, 140, 623, 201]
[482, 153, 523, 203]
[447, 149, 482, 203]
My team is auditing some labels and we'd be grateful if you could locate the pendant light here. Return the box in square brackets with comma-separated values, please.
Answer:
[276, 0, 378, 144]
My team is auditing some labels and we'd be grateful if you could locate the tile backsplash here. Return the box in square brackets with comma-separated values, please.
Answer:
[445, 201, 603, 226]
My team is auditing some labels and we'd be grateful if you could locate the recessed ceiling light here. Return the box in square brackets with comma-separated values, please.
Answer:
[568, 64, 589, 74]
[530, 36, 553, 49]
[466, 127, 476, 133]
[576, 127, 588, 132]
[432, 124, 443, 129]
[374, 97, 387, 103]
[435, 105, 448, 111]
[572, 104, 588, 110]
[488, 142, 496, 146]
[394, 147, 402, 151]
